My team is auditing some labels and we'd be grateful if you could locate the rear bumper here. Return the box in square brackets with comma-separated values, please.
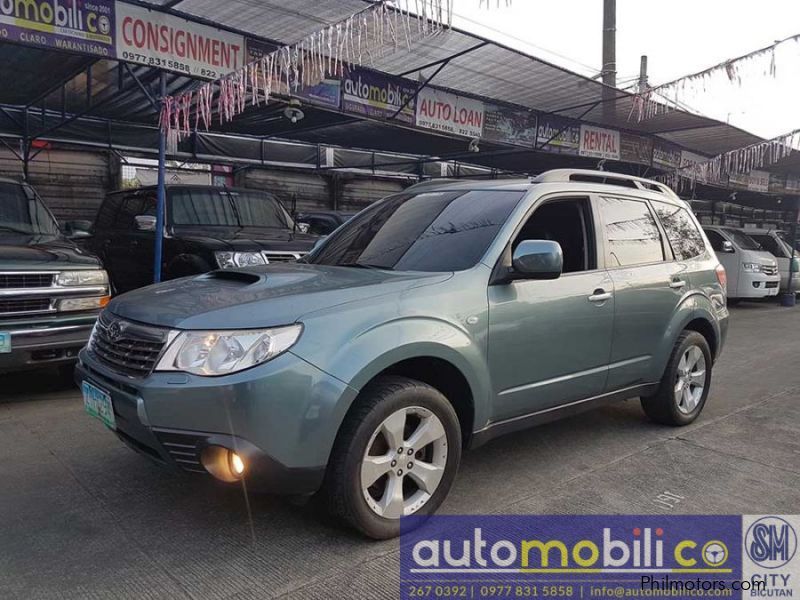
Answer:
[0, 319, 94, 372]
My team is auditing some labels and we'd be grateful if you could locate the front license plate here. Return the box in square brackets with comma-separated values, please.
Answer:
[82, 381, 116, 430]
[0, 332, 10, 353]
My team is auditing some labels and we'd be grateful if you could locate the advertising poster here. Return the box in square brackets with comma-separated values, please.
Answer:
[536, 115, 581, 154]
[620, 133, 653, 165]
[416, 88, 485, 138]
[747, 170, 770, 192]
[680, 150, 710, 184]
[116, 2, 245, 79]
[579, 124, 621, 160]
[483, 104, 537, 147]
[0, 0, 115, 57]
[729, 171, 750, 188]
[768, 173, 787, 194]
[341, 67, 417, 124]
[245, 38, 341, 109]
[653, 142, 682, 169]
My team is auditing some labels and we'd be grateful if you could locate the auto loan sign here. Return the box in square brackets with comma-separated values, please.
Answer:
[579, 125, 620, 160]
[416, 88, 485, 138]
[116, 2, 244, 79]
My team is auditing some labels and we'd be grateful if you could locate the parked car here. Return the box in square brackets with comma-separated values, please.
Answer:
[76, 170, 728, 538]
[743, 229, 800, 294]
[0, 177, 108, 374]
[703, 226, 780, 303]
[88, 185, 319, 294]
[296, 210, 356, 236]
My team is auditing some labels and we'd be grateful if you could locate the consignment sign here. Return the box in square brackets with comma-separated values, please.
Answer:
[0, 0, 115, 56]
[115, 2, 244, 79]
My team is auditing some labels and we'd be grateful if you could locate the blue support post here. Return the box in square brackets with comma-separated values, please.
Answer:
[154, 72, 167, 284]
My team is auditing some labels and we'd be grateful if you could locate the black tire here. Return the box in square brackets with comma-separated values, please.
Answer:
[323, 376, 462, 540]
[641, 331, 712, 426]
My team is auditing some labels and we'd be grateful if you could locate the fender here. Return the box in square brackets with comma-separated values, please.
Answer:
[166, 254, 212, 279]
[304, 316, 492, 443]
[650, 291, 721, 381]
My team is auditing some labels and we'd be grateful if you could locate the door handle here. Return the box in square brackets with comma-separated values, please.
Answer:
[588, 289, 612, 303]
[669, 279, 687, 289]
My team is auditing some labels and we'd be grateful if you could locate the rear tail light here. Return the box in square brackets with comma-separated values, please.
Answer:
[715, 264, 727, 293]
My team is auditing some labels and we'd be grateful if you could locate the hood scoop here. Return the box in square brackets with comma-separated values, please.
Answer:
[200, 270, 263, 285]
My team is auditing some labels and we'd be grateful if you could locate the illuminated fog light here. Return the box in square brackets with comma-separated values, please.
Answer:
[230, 452, 245, 476]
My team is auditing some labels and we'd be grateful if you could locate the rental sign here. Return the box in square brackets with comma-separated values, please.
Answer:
[115, 2, 244, 80]
[416, 88, 485, 139]
[579, 125, 620, 161]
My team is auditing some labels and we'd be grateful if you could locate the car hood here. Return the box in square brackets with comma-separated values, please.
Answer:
[0, 233, 101, 269]
[170, 226, 318, 251]
[107, 263, 451, 330]
[740, 249, 778, 265]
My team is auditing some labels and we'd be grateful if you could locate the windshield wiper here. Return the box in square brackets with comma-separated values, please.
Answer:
[0, 225, 31, 235]
[339, 263, 394, 271]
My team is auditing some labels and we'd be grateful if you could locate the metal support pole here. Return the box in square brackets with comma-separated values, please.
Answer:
[782, 199, 799, 307]
[638, 55, 649, 93]
[601, 0, 617, 122]
[154, 72, 167, 284]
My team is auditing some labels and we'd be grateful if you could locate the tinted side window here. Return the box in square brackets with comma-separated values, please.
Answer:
[95, 194, 123, 230]
[704, 230, 726, 252]
[749, 234, 784, 257]
[115, 194, 147, 231]
[598, 196, 664, 267]
[652, 201, 706, 260]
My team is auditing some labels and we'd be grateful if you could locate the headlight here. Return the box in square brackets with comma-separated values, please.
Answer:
[215, 251, 266, 269]
[56, 269, 108, 286]
[155, 324, 302, 376]
[742, 263, 762, 273]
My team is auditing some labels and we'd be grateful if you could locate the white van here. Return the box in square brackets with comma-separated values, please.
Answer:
[703, 226, 780, 302]
[744, 229, 800, 295]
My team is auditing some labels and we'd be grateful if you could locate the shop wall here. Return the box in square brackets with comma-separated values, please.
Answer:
[0, 147, 114, 221]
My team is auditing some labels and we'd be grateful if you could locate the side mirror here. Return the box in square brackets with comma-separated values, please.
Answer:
[297, 222, 310, 234]
[61, 220, 92, 239]
[511, 240, 563, 280]
[134, 215, 157, 232]
[721, 240, 735, 253]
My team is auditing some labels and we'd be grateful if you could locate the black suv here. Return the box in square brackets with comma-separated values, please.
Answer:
[89, 185, 318, 294]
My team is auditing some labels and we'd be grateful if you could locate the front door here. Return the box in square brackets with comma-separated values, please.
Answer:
[106, 191, 157, 294]
[488, 196, 614, 422]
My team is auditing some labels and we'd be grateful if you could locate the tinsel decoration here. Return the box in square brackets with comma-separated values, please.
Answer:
[479, 0, 512, 6]
[630, 33, 800, 122]
[159, 0, 453, 143]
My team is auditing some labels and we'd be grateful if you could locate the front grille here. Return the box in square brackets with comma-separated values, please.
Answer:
[262, 251, 306, 264]
[153, 429, 207, 473]
[91, 313, 168, 377]
[762, 265, 778, 276]
[0, 272, 54, 289]
[766, 281, 779, 289]
[0, 297, 52, 316]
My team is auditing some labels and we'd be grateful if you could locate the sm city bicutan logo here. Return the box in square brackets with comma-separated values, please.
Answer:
[410, 527, 732, 574]
[745, 516, 797, 569]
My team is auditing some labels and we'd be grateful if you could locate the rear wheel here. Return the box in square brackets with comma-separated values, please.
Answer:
[641, 331, 712, 426]
[323, 376, 461, 539]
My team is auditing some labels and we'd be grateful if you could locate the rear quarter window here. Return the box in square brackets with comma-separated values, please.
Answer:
[652, 201, 707, 260]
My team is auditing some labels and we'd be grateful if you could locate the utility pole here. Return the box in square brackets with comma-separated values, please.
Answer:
[638, 55, 649, 93]
[602, 0, 617, 87]
[601, 0, 617, 122]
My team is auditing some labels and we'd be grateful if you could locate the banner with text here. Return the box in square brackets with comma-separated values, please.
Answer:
[0, 0, 115, 56]
[653, 142, 682, 169]
[579, 125, 620, 160]
[536, 116, 580, 155]
[341, 67, 416, 124]
[483, 104, 537, 147]
[116, 2, 245, 79]
[416, 88, 485, 138]
[620, 133, 653, 165]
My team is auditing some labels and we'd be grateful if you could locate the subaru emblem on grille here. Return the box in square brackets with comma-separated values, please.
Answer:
[107, 321, 124, 342]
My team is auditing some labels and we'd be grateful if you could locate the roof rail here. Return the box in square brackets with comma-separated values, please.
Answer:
[533, 169, 678, 199]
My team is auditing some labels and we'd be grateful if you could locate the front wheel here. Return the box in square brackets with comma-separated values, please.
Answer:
[323, 376, 462, 539]
[641, 331, 712, 426]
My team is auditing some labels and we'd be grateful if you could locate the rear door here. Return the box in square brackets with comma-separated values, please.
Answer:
[105, 191, 157, 293]
[597, 195, 686, 391]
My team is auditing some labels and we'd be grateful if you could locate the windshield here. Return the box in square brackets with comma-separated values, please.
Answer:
[724, 229, 763, 251]
[750, 233, 792, 258]
[0, 182, 59, 235]
[305, 190, 524, 272]
[169, 188, 294, 229]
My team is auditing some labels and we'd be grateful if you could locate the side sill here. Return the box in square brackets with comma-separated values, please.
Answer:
[468, 383, 659, 449]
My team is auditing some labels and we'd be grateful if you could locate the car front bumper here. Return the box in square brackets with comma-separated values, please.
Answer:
[734, 272, 781, 298]
[0, 315, 96, 372]
[75, 348, 358, 495]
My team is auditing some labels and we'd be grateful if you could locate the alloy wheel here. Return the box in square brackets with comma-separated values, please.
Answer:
[360, 406, 448, 519]
[674, 345, 706, 414]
